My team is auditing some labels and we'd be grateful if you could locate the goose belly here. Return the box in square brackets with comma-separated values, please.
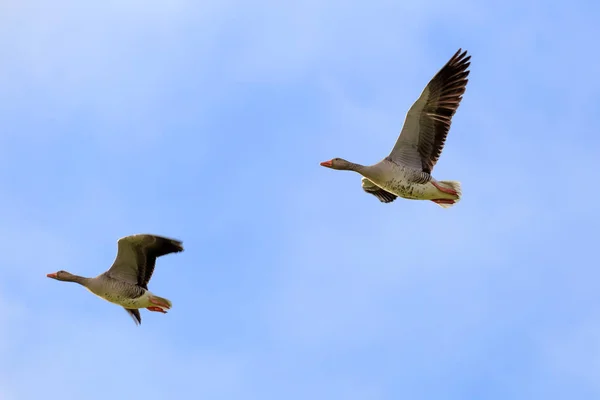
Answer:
[86, 287, 151, 308]
[378, 179, 444, 200]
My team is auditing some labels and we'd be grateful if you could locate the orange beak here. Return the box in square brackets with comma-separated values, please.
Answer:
[46, 273, 57, 279]
[320, 160, 333, 168]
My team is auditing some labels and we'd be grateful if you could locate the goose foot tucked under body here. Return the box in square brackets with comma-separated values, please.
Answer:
[431, 181, 458, 196]
[147, 306, 167, 313]
[149, 297, 171, 309]
[431, 199, 456, 205]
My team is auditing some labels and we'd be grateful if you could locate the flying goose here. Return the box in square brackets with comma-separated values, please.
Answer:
[46, 234, 184, 325]
[320, 48, 471, 208]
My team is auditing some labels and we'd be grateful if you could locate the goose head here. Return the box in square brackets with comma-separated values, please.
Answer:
[46, 270, 78, 282]
[320, 158, 357, 170]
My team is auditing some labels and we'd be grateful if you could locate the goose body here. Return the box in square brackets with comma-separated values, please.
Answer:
[84, 277, 159, 309]
[321, 49, 470, 208]
[47, 234, 183, 325]
[359, 160, 460, 201]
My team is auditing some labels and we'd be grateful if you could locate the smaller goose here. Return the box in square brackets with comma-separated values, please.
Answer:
[320, 49, 471, 208]
[47, 234, 183, 325]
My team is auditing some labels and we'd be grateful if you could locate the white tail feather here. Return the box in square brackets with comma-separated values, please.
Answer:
[433, 180, 462, 209]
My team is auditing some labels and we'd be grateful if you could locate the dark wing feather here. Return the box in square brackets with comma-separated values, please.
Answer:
[125, 308, 142, 325]
[106, 234, 184, 289]
[389, 49, 471, 174]
[135, 235, 184, 289]
[361, 178, 398, 203]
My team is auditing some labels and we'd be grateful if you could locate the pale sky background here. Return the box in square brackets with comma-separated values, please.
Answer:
[0, 0, 599, 399]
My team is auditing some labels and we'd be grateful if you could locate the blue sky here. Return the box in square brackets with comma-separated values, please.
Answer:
[0, 0, 599, 398]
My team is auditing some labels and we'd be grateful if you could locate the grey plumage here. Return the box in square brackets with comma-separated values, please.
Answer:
[388, 48, 470, 176]
[320, 49, 470, 208]
[361, 178, 397, 203]
[46, 233, 184, 325]
[104, 234, 184, 290]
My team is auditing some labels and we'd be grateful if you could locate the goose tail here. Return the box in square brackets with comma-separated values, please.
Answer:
[432, 180, 462, 209]
[149, 294, 172, 310]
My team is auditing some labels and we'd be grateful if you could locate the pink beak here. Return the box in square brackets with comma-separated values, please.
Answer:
[320, 160, 333, 168]
[46, 273, 57, 278]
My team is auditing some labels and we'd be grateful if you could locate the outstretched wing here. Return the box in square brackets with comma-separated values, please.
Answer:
[388, 49, 471, 174]
[106, 234, 184, 289]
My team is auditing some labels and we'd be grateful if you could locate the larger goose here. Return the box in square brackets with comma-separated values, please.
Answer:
[46, 234, 183, 325]
[320, 49, 471, 208]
